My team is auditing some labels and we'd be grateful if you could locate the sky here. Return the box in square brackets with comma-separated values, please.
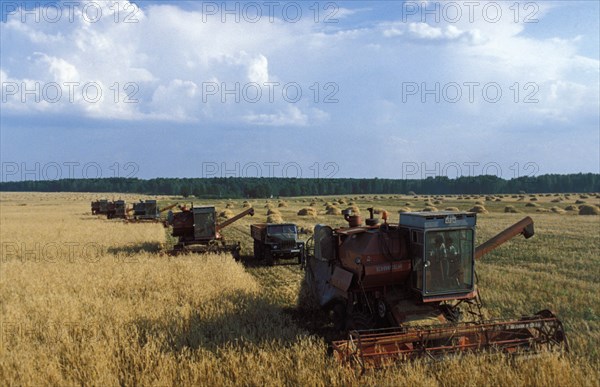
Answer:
[1, 0, 599, 181]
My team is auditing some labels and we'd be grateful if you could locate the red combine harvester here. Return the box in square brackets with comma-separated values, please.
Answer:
[166, 205, 254, 259]
[303, 208, 567, 368]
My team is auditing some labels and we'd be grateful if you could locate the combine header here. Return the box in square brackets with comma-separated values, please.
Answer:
[303, 209, 567, 368]
[166, 205, 254, 259]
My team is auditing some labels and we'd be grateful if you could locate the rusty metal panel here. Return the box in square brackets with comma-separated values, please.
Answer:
[330, 266, 353, 291]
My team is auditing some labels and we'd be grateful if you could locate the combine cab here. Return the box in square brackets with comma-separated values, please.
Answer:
[106, 200, 128, 219]
[128, 200, 177, 224]
[91, 200, 101, 215]
[166, 205, 254, 259]
[304, 209, 567, 368]
[91, 199, 109, 216]
[133, 199, 159, 220]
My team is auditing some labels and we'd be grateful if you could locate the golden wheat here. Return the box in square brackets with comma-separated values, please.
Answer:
[0, 192, 598, 386]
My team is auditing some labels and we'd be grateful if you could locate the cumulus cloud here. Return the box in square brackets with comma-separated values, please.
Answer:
[0, 1, 598, 175]
[247, 54, 269, 84]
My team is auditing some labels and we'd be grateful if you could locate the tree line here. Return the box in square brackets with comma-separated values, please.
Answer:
[1, 174, 598, 198]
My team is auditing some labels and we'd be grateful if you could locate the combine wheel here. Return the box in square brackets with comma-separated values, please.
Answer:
[331, 302, 347, 331]
[346, 311, 375, 331]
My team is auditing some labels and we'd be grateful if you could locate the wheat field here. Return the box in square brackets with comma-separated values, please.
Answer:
[0, 192, 598, 386]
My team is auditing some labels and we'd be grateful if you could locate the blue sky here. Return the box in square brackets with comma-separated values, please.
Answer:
[1, 1, 599, 180]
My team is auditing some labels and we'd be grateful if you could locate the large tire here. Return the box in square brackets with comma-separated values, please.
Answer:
[265, 249, 274, 266]
[346, 311, 375, 331]
[253, 240, 261, 260]
[331, 302, 347, 331]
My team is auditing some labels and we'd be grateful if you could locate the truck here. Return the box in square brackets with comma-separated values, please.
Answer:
[251, 223, 305, 265]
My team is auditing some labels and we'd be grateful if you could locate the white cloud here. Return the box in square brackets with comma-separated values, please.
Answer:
[244, 106, 308, 126]
[247, 54, 269, 83]
[0, 1, 598, 175]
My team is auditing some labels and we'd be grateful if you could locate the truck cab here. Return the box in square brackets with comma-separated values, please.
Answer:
[251, 223, 305, 265]
[399, 211, 476, 302]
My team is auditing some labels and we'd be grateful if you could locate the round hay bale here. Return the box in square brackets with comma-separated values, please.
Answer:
[475, 201, 484, 205]
[225, 202, 235, 209]
[525, 202, 539, 207]
[404, 202, 412, 206]
[575, 200, 586, 204]
[422, 206, 438, 212]
[579, 205, 599, 215]
[579, 195, 589, 199]
[218, 209, 234, 219]
[551, 198, 562, 203]
[445, 207, 460, 211]
[536, 208, 550, 213]
[267, 213, 284, 223]
[243, 201, 252, 208]
[469, 205, 488, 214]
[565, 205, 578, 211]
[433, 200, 442, 205]
[504, 205, 519, 213]
[495, 198, 502, 202]
[309, 202, 317, 207]
[267, 208, 280, 216]
[530, 197, 538, 201]
[337, 198, 346, 205]
[398, 207, 412, 213]
[326, 206, 342, 215]
[298, 207, 318, 217]
[550, 206, 566, 214]
[278, 201, 288, 207]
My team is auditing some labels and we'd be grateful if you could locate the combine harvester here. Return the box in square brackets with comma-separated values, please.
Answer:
[106, 199, 130, 219]
[165, 205, 254, 259]
[128, 200, 178, 225]
[303, 208, 568, 368]
[91, 199, 109, 215]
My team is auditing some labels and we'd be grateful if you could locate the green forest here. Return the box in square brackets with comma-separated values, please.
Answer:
[1, 174, 598, 198]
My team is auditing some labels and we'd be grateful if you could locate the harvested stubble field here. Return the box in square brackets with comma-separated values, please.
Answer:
[1, 192, 599, 386]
